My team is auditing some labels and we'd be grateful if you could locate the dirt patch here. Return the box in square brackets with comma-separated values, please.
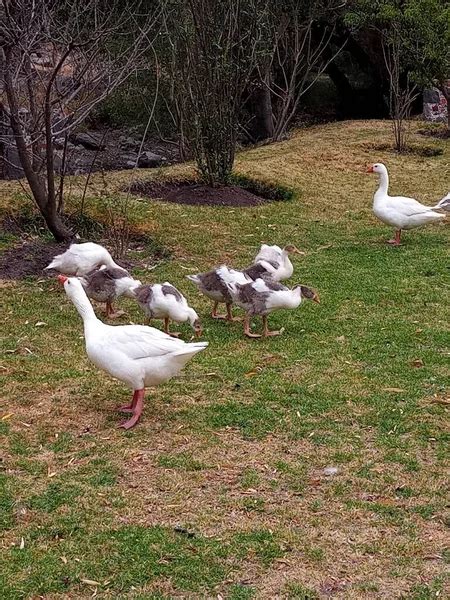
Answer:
[366, 142, 444, 157]
[417, 127, 450, 140]
[0, 240, 68, 280]
[0, 237, 166, 280]
[130, 179, 287, 207]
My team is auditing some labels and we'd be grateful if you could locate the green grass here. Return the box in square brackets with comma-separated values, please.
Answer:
[1, 120, 449, 598]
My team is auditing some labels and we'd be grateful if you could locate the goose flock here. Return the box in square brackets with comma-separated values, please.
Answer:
[47, 163, 449, 429]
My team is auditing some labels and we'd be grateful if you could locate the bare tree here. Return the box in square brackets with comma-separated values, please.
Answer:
[261, 0, 345, 141]
[0, 0, 161, 241]
[382, 25, 419, 152]
[161, 0, 270, 186]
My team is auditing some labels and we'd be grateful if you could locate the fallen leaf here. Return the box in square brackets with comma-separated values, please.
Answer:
[35, 321, 47, 327]
[383, 387, 406, 393]
[19, 537, 25, 549]
[244, 370, 259, 378]
[81, 579, 101, 586]
[60, 556, 68, 564]
[1, 413, 13, 421]
[323, 466, 339, 476]
[411, 359, 424, 368]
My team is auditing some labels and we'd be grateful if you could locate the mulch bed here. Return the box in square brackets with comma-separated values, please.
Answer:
[0, 240, 68, 280]
[130, 180, 273, 207]
[417, 127, 450, 140]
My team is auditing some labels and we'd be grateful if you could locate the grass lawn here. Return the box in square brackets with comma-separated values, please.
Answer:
[0, 120, 449, 599]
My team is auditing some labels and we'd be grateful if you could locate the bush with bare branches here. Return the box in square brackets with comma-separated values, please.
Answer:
[0, 0, 161, 241]
[161, 0, 270, 186]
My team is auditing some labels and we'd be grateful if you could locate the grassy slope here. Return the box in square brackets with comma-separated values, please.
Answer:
[0, 121, 449, 599]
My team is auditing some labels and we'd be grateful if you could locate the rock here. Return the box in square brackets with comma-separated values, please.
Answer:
[119, 153, 139, 169]
[137, 151, 165, 168]
[70, 131, 106, 151]
[323, 466, 339, 477]
[119, 136, 140, 150]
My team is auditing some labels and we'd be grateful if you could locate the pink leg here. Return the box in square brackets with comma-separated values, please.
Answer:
[164, 317, 180, 338]
[244, 314, 261, 338]
[119, 389, 139, 413]
[387, 229, 402, 246]
[211, 301, 227, 320]
[106, 301, 125, 319]
[119, 389, 144, 429]
[262, 314, 282, 337]
[226, 303, 240, 322]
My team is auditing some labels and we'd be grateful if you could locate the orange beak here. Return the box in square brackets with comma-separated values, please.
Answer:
[366, 165, 374, 173]
[313, 293, 320, 304]
[57, 275, 68, 285]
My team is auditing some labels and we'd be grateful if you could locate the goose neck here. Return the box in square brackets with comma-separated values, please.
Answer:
[376, 168, 389, 196]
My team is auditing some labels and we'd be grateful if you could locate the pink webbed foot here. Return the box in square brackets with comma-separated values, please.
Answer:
[108, 309, 125, 319]
[387, 230, 402, 246]
[119, 389, 144, 429]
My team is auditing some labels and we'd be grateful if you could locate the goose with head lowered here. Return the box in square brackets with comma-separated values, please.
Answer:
[368, 163, 450, 245]
[135, 282, 202, 338]
[45, 242, 122, 276]
[80, 265, 141, 319]
[225, 276, 320, 338]
[58, 275, 208, 429]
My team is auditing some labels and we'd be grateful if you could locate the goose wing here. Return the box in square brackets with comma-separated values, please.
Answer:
[254, 244, 283, 265]
[107, 324, 187, 360]
[391, 195, 440, 216]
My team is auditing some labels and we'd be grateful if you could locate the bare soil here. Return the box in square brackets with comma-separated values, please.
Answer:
[0, 240, 68, 280]
[130, 180, 277, 207]
[417, 127, 450, 140]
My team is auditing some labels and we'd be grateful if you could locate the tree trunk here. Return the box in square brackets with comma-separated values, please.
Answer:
[41, 203, 73, 242]
[2, 47, 72, 242]
[441, 83, 450, 131]
[247, 79, 274, 141]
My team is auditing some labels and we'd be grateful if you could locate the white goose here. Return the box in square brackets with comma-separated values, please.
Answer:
[249, 244, 304, 281]
[46, 242, 122, 276]
[368, 163, 449, 245]
[58, 275, 208, 429]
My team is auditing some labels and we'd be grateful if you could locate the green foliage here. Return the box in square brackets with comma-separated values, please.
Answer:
[345, 0, 450, 90]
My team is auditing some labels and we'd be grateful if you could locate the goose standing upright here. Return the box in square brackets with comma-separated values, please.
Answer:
[45, 242, 122, 276]
[58, 275, 207, 429]
[368, 163, 449, 245]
